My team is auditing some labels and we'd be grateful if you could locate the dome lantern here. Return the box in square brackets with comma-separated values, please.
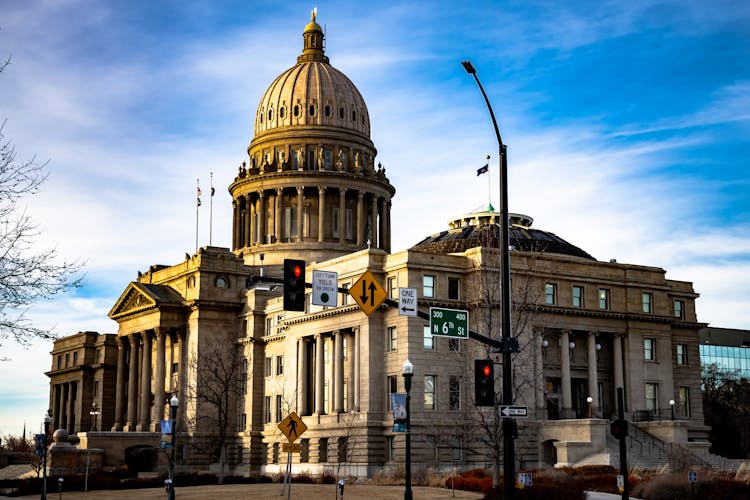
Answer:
[299, 8, 328, 64]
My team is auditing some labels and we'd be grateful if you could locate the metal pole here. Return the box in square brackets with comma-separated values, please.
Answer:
[617, 387, 629, 500]
[462, 60, 515, 500]
[41, 415, 49, 500]
[169, 403, 177, 500]
[404, 372, 413, 500]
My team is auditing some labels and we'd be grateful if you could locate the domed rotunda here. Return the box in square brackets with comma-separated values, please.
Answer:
[229, 11, 395, 266]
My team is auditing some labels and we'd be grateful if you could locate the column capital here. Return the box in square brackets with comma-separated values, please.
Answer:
[318, 186, 326, 195]
[297, 186, 304, 194]
[257, 189, 265, 198]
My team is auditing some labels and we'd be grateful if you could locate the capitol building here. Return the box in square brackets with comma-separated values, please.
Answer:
[46, 12, 710, 477]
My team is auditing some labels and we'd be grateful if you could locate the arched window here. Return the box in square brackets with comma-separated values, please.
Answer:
[294, 105, 300, 117]
[351, 110, 356, 122]
[325, 105, 331, 117]
[309, 104, 316, 116]
[339, 107, 345, 119]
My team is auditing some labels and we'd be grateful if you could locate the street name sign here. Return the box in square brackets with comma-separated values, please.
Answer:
[278, 411, 307, 442]
[429, 307, 469, 338]
[312, 270, 338, 307]
[350, 270, 387, 316]
[500, 405, 528, 418]
[398, 288, 417, 316]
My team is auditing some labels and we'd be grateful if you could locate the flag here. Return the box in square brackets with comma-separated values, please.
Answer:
[197, 186, 202, 197]
[477, 164, 489, 176]
[211, 187, 215, 196]
[197, 197, 202, 207]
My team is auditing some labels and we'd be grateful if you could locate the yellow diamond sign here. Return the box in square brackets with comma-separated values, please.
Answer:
[278, 411, 307, 442]
[350, 270, 387, 316]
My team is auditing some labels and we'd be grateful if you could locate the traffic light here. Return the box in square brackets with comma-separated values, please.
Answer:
[283, 259, 306, 311]
[474, 359, 495, 406]
[610, 418, 628, 439]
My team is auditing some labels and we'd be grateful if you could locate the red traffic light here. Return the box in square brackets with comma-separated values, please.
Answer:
[483, 364, 491, 377]
[293, 265, 302, 278]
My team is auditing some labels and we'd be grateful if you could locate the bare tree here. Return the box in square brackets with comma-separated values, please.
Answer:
[187, 338, 244, 484]
[0, 56, 83, 351]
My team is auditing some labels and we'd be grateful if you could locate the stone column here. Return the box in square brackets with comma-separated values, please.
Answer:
[318, 187, 326, 243]
[137, 332, 152, 431]
[386, 200, 392, 251]
[613, 334, 624, 402]
[560, 330, 572, 416]
[66, 381, 75, 433]
[297, 187, 304, 241]
[112, 336, 126, 431]
[244, 194, 252, 247]
[273, 187, 282, 242]
[338, 189, 347, 243]
[353, 328, 360, 411]
[232, 199, 239, 250]
[334, 330, 344, 412]
[178, 330, 189, 428]
[356, 191, 365, 246]
[59, 383, 68, 431]
[298, 338, 308, 416]
[315, 334, 325, 414]
[52, 384, 61, 430]
[152, 328, 167, 430]
[587, 332, 600, 414]
[379, 197, 387, 250]
[125, 334, 139, 431]
[249, 196, 256, 245]
[257, 190, 266, 244]
[370, 196, 379, 247]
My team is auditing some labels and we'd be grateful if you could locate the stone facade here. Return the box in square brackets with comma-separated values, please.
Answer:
[46, 12, 710, 475]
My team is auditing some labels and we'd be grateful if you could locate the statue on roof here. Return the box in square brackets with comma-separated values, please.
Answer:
[311, 7, 317, 23]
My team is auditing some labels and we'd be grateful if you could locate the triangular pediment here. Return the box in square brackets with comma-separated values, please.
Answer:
[108, 283, 159, 320]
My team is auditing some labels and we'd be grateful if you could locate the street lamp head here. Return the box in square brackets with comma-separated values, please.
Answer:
[170, 395, 179, 408]
[461, 60, 476, 74]
[402, 358, 414, 376]
[542, 339, 549, 348]
[586, 396, 593, 404]
[569, 341, 576, 349]
[44, 411, 51, 424]
[669, 399, 675, 406]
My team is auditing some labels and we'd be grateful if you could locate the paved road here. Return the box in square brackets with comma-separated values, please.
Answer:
[15, 483, 483, 499]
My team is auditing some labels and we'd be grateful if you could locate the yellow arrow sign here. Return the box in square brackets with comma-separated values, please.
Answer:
[350, 270, 387, 316]
[278, 411, 307, 442]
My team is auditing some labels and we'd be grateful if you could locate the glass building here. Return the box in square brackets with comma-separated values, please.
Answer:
[699, 328, 750, 380]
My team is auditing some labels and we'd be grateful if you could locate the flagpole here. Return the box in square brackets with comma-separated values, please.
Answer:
[196, 178, 200, 253]
[486, 154, 492, 208]
[209, 172, 214, 246]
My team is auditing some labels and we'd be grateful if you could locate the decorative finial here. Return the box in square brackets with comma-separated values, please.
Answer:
[311, 7, 317, 22]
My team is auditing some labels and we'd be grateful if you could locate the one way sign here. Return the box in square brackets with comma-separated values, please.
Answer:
[398, 288, 417, 317]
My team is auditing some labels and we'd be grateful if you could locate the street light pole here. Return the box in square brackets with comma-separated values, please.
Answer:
[402, 359, 414, 500]
[462, 59, 515, 500]
[168, 395, 179, 500]
[669, 399, 675, 421]
[41, 411, 51, 500]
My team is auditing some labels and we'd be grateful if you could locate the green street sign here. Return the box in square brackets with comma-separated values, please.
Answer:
[429, 307, 469, 339]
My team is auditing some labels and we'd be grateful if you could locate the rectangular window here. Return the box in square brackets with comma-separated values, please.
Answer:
[292, 148, 300, 169]
[642, 292, 653, 313]
[73, 352, 78, 366]
[324, 381, 329, 413]
[265, 357, 272, 377]
[386, 436, 396, 461]
[644, 338, 655, 361]
[572, 286, 584, 307]
[57, 356, 61, 369]
[679, 386, 690, 417]
[645, 383, 658, 411]
[343, 337, 348, 359]
[319, 438, 328, 462]
[676, 344, 687, 365]
[345, 208, 353, 239]
[332, 207, 340, 238]
[324, 149, 332, 170]
[300, 439, 310, 463]
[283, 207, 297, 238]
[387, 375, 397, 410]
[674, 300, 684, 319]
[387, 276, 398, 299]
[65, 353, 69, 367]
[424, 375, 436, 410]
[423, 325, 434, 350]
[264, 395, 271, 424]
[341, 282, 349, 305]
[545, 283, 556, 305]
[423, 275, 435, 298]
[276, 355, 284, 375]
[449, 376, 461, 410]
[387, 326, 397, 352]
[448, 277, 460, 300]
[240, 413, 247, 430]
[276, 394, 282, 422]
[598, 288, 610, 310]
[95, 348, 101, 363]
[343, 379, 349, 412]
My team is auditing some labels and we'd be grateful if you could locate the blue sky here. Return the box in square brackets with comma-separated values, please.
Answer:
[0, 0, 748, 435]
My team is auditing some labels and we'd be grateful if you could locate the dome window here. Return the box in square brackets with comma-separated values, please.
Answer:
[259, 113, 264, 124]
[325, 105, 331, 117]
[293, 105, 300, 117]
[352, 110, 357, 122]
[339, 107, 345, 119]
[268, 109, 274, 121]
[279, 106, 286, 119]
[309, 104, 316, 116]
